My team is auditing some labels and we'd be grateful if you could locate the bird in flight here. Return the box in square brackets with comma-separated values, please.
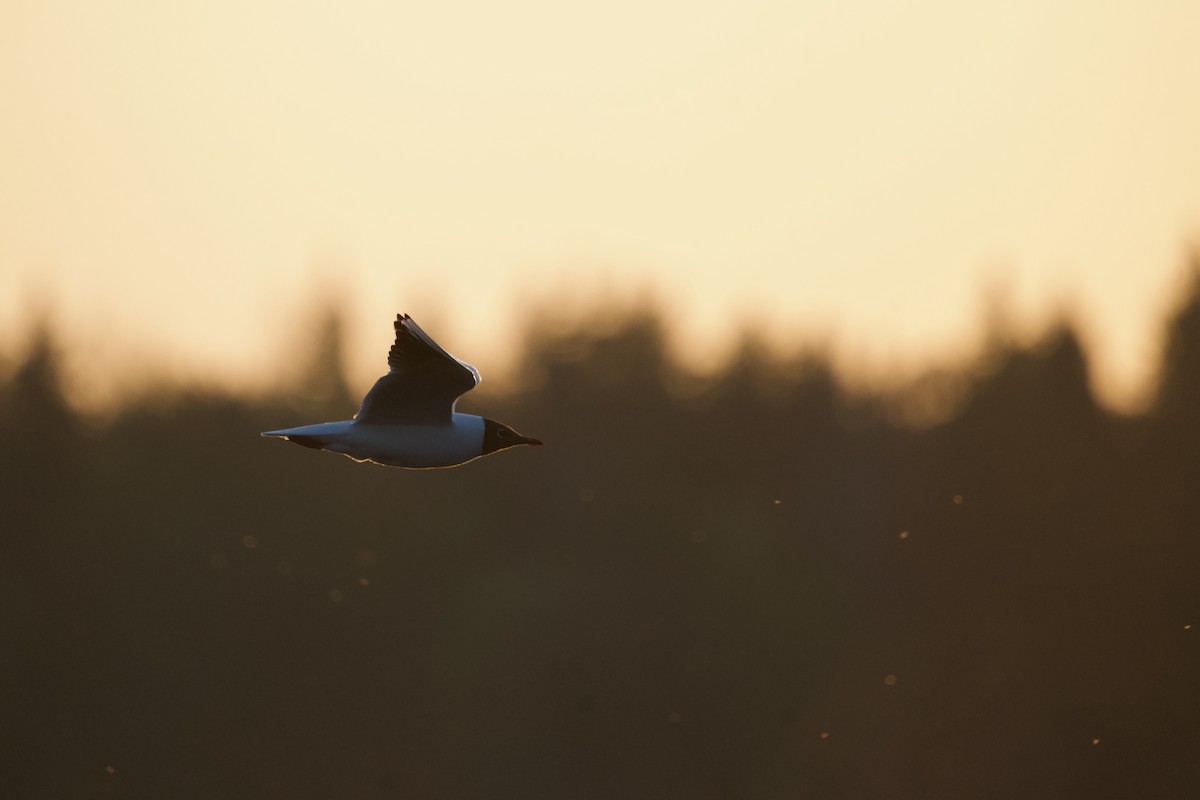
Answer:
[262, 314, 542, 468]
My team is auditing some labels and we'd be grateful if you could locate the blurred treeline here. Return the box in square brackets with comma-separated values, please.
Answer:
[3, 274, 1200, 800]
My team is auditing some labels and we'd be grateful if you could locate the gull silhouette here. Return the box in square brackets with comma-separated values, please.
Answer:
[262, 314, 541, 468]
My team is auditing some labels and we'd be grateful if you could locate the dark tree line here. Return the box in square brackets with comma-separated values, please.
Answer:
[2, 272, 1199, 798]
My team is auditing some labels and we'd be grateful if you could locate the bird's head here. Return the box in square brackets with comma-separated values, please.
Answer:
[482, 418, 543, 455]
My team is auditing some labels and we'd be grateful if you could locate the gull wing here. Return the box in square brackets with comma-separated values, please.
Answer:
[354, 314, 481, 425]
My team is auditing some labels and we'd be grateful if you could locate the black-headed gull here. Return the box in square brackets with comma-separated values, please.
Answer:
[262, 314, 542, 468]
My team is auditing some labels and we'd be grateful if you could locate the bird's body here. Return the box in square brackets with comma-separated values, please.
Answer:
[267, 415, 486, 468]
[262, 314, 541, 469]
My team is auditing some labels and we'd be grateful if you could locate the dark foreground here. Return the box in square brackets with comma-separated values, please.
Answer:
[4, 288, 1200, 798]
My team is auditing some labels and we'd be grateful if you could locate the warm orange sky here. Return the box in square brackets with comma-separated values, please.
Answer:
[3, 0, 1199, 410]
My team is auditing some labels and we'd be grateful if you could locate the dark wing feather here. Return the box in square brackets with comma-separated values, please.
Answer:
[354, 314, 480, 425]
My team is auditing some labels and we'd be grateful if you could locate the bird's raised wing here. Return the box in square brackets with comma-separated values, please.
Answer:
[354, 314, 481, 425]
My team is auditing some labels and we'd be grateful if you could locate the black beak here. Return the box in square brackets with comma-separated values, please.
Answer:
[520, 436, 544, 446]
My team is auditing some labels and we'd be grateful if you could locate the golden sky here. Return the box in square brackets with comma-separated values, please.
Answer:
[2, 0, 1199, 409]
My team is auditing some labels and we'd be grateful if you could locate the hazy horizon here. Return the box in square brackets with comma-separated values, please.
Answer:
[4, 260, 1199, 420]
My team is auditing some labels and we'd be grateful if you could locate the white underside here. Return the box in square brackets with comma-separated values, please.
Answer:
[263, 413, 486, 469]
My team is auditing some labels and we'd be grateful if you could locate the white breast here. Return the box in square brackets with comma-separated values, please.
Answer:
[337, 413, 486, 468]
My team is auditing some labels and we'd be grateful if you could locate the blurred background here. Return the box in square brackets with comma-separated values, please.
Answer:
[3, 1, 1200, 797]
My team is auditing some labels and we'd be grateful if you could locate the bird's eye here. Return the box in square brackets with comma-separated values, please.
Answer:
[497, 429, 508, 437]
